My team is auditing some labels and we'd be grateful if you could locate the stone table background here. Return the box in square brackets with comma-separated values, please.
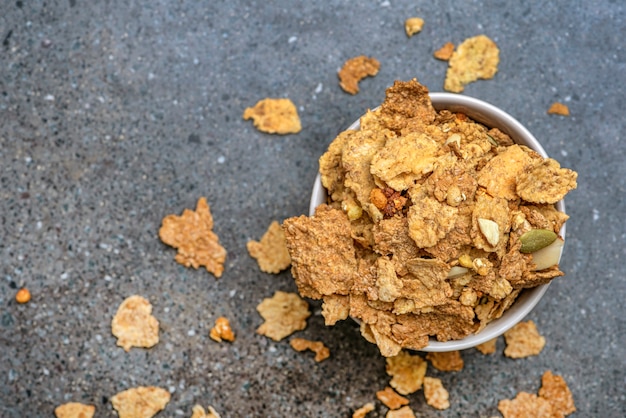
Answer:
[1, 1, 624, 417]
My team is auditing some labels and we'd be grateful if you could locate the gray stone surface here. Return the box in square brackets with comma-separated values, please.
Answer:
[1, 0, 624, 417]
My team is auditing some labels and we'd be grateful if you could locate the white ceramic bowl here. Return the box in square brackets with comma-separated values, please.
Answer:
[309, 93, 566, 352]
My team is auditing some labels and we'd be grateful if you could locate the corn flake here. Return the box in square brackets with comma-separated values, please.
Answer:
[426, 350, 464, 372]
[256, 291, 310, 341]
[516, 159, 578, 204]
[190, 404, 221, 418]
[209, 316, 235, 343]
[434, 42, 455, 61]
[547, 102, 570, 116]
[54, 402, 95, 418]
[504, 320, 546, 358]
[289, 337, 330, 362]
[111, 295, 160, 352]
[538, 371, 576, 417]
[352, 402, 375, 418]
[475, 337, 498, 354]
[376, 386, 409, 410]
[338, 55, 381, 95]
[242, 98, 302, 134]
[246, 221, 291, 274]
[404, 18, 424, 37]
[321, 294, 350, 325]
[159, 197, 227, 278]
[423, 377, 450, 410]
[386, 405, 416, 418]
[498, 392, 553, 418]
[110, 386, 171, 418]
[444, 34, 499, 93]
[386, 350, 428, 395]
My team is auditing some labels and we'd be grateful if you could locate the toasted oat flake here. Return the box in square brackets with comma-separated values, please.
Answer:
[516, 159, 578, 204]
[386, 405, 416, 418]
[256, 291, 310, 341]
[404, 17, 424, 37]
[547, 102, 570, 116]
[338, 55, 381, 95]
[538, 371, 576, 417]
[159, 197, 227, 278]
[246, 221, 291, 273]
[54, 402, 95, 418]
[352, 402, 375, 418]
[444, 34, 499, 93]
[498, 392, 553, 418]
[426, 350, 464, 372]
[243, 98, 302, 134]
[386, 350, 428, 395]
[423, 377, 450, 410]
[434, 42, 455, 60]
[110, 386, 171, 418]
[111, 295, 160, 352]
[290, 337, 330, 362]
[209, 316, 235, 343]
[504, 320, 546, 358]
[476, 338, 498, 354]
[190, 404, 221, 418]
[376, 386, 409, 410]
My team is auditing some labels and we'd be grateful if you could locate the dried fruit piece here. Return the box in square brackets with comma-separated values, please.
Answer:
[338, 55, 381, 95]
[289, 337, 330, 362]
[54, 402, 96, 418]
[111, 295, 160, 352]
[386, 405, 416, 418]
[256, 291, 310, 341]
[376, 386, 409, 410]
[386, 351, 428, 395]
[434, 42, 455, 61]
[516, 159, 578, 204]
[404, 17, 424, 37]
[209, 316, 235, 342]
[520, 229, 558, 253]
[444, 34, 500, 93]
[190, 404, 221, 418]
[246, 221, 291, 273]
[538, 371, 576, 417]
[15, 288, 31, 304]
[425, 350, 464, 371]
[504, 320, 546, 358]
[159, 197, 227, 278]
[242, 98, 301, 134]
[110, 386, 171, 418]
[352, 402, 375, 418]
[498, 392, 553, 418]
[547, 102, 570, 116]
[423, 377, 450, 410]
[475, 338, 497, 354]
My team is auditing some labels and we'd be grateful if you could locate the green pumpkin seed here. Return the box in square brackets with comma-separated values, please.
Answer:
[520, 229, 558, 253]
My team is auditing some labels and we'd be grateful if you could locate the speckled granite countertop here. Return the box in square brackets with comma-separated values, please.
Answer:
[1, 1, 624, 417]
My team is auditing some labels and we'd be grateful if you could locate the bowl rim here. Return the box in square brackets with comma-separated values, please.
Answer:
[309, 92, 566, 352]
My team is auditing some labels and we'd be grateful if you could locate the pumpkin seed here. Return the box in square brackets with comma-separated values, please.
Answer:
[520, 229, 557, 253]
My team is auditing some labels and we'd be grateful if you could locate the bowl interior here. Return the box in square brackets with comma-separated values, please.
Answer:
[310, 93, 566, 351]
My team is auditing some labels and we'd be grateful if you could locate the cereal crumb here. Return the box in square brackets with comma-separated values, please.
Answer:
[433, 42, 455, 61]
[386, 405, 416, 418]
[191, 404, 221, 418]
[498, 392, 553, 418]
[426, 351, 464, 371]
[444, 34, 499, 92]
[476, 338, 498, 354]
[376, 386, 409, 410]
[290, 337, 330, 362]
[243, 98, 302, 134]
[209, 316, 235, 343]
[256, 291, 311, 341]
[404, 17, 424, 37]
[110, 386, 171, 418]
[246, 221, 291, 274]
[15, 288, 31, 304]
[54, 402, 95, 418]
[352, 402, 375, 418]
[504, 320, 546, 358]
[338, 56, 381, 95]
[111, 295, 160, 352]
[159, 197, 227, 278]
[538, 370, 576, 417]
[423, 377, 450, 410]
[386, 351, 428, 395]
[547, 102, 570, 116]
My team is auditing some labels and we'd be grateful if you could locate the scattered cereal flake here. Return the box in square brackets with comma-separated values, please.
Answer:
[338, 55, 381, 95]
[246, 221, 291, 274]
[475, 338, 497, 354]
[352, 402, 375, 418]
[444, 34, 499, 93]
[54, 402, 95, 418]
[190, 404, 221, 418]
[110, 386, 171, 418]
[321, 294, 350, 325]
[386, 405, 416, 418]
[425, 350, 464, 372]
[159, 197, 227, 278]
[434, 42, 455, 61]
[256, 291, 311, 341]
[547, 102, 570, 116]
[111, 295, 160, 352]
[516, 159, 578, 204]
[498, 392, 553, 418]
[503, 320, 546, 358]
[209, 316, 235, 343]
[538, 371, 576, 417]
[423, 377, 450, 410]
[386, 350, 428, 395]
[404, 17, 424, 37]
[242, 98, 302, 134]
[376, 386, 409, 410]
[290, 337, 330, 362]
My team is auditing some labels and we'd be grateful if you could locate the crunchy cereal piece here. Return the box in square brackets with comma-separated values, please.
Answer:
[321, 294, 350, 325]
[504, 320, 546, 358]
[433, 42, 455, 61]
[110, 387, 171, 418]
[516, 159, 578, 204]
[242, 98, 301, 134]
[54, 402, 95, 418]
[471, 193, 510, 254]
[246, 221, 291, 274]
[425, 350, 464, 372]
[444, 34, 500, 93]
[538, 371, 576, 417]
[290, 337, 330, 362]
[477, 144, 537, 200]
[475, 338, 498, 354]
[159, 197, 227, 278]
[111, 296, 159, 352]
[386, 350, 428, 395]
[256, 291, 310, 341]
[209, 316, 235, 343]
[338, 55, 381, 95]
[386, 405, 416, 418]
[423, 377, 450, 410]
[373, 216, 424, 276]
[190, 405, 221, 418]
[498, 392, 553, 418]
[547, 102, 570, 116]
[15, 288, 31, 304]
[407, 193, 458, 248]
[376, 386, 409, 410]
[283, 205, 356, 299]
[378, 79, 437, 133]
[404, 17, 424, 37]
[352, 402, 375, 418]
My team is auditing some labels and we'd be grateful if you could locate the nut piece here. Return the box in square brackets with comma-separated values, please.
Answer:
[520, 229, 558, 253]
[477, 218, 500, 246]
[404, 17, 424, 37]
[15, 288, 31, 304]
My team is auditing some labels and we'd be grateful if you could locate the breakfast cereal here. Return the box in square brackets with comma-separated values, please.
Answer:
[256, 291, 310, 341]
[247, 220, 291, 273]
[289, 337, 330, 362]
[111, 295, 160, 352]
[110, 386, 171, 418]
[444, 35, 499, 92]
[338, 56, 381, 95]
[243, 98, 302, 134]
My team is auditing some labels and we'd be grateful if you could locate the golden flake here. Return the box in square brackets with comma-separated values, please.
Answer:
[243, 98, 302, 134]
[111, 295, 159, 352]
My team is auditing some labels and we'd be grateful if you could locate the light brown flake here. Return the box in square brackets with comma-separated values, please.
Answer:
[110, 386, 171, 418]
[408, 193, 458, 249]
[386, 350, 428, 395]
[504, 320, 546, 358]
[338, 55, 381, 95]
[538, 370, 576, 417]
[242, 98, 302, 134]
[434, 42, 455, 61]
[321, 294, 350, 325]
[547, 102, 570, 116]
[426, 350, 464, 372]
[386, 405, 416, 418]
[290, 337, 330, 362]
[376, 386, 409, 410]
[190, 404, 221, 418]
[475, 337, 498, 354]
[352, 402, 375, 418]
[209, 316, 235, 342]
[111, 295, 160, 352]
[498, 392, 554, 418]
[54, 402, 95, 418]
[404, 17, 424, 37]
[159, 197, 227, 278]
[516, 159, 578, 204]
[444, 34, 500, 93]
[477, 144, 536, 200]
[246, 221, 291, 274]
[256, 291, 311, 341]
[423, 377, 450, 410]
